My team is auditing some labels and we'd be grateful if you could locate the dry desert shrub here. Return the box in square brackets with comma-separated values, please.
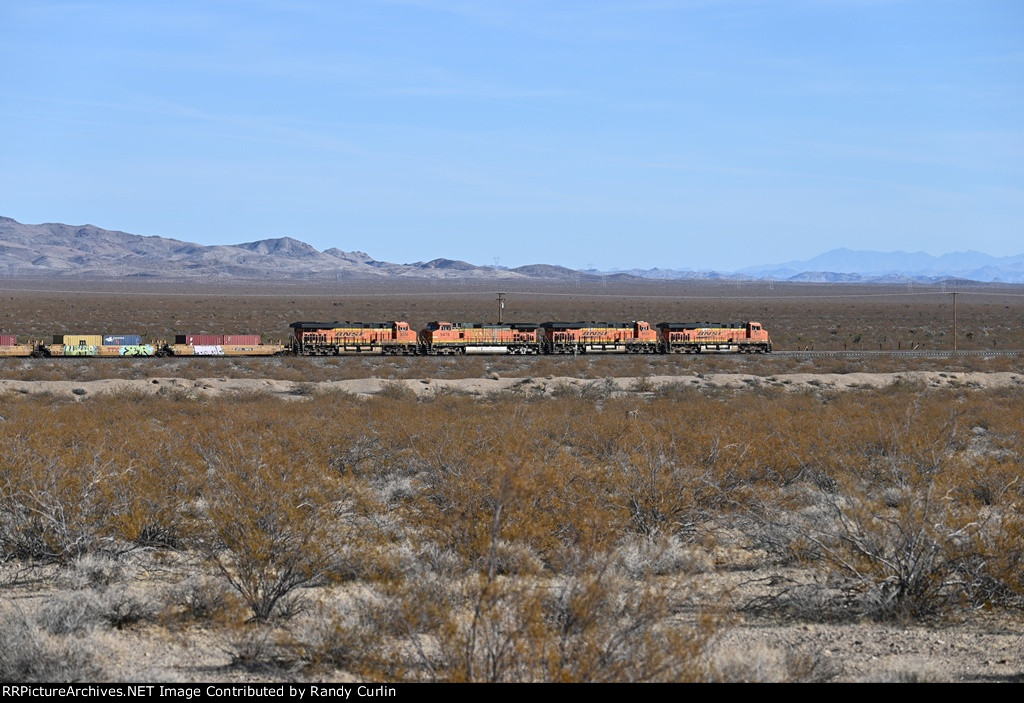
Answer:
[278, 597, 390, 678]
[390, 513, 716, 682]
[194, 434, 354, 622]
[220, 623, 287, 674]
[615, 533, 711, 578]
[801, 480, 977, 620]
[0, 395, 204, 562]
[57, 552, 127, 590]
[422, 568, 712, 683]
[708, 641, 843, 683]
[741, 389, 1024, 620]
[162, 574, 245, 626]
[0, 438, 119, 562]
[36, 586, 155, 634]
[0, 607, 101, 682]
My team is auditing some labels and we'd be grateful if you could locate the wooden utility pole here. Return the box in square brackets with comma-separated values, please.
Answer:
[951, 291, 958, 351]
[497, 292, 506, 324]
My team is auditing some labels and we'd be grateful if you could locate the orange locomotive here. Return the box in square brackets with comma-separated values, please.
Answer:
[420, 321, 541, 355]
[540, 321, 659, 354]
[657, 321, 771, 353]
[289, 321, 419, 355]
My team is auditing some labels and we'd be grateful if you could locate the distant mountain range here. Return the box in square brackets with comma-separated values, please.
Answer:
[0, 216, 583, 281]
[2, 217, 1022, 283]
[737, 248, 1024, 283]
[597, 248, 1024, 283]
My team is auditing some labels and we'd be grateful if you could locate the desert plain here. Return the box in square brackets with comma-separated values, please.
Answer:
[1, 278, 1022, 683]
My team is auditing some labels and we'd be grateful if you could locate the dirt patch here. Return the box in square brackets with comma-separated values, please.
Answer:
[1, 370, 1021, 401]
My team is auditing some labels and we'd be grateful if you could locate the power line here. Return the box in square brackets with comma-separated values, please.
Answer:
[0, 286, 1022, 301]
[493, 290, 1024, 301]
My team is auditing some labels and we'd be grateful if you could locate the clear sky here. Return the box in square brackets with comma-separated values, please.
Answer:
[1, 0, 1021, 270]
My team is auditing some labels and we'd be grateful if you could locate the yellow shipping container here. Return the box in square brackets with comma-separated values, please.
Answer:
[57, 334, 104, 346]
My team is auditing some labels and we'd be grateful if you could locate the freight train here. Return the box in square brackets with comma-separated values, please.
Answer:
[0, 320, 771, 357]
[289, 319, 772, 354]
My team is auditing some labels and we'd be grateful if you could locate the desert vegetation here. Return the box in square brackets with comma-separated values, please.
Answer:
[1, 380, 1022, 682]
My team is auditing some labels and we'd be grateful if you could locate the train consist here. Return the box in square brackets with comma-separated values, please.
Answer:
[293, 319, 772, 355]
[0, 319, 771, 357]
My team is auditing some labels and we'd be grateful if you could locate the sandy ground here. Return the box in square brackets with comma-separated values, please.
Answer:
[2, 370, 1022, 401]
[705, 619, 1024, 683]
[3, 553, 1021, 683]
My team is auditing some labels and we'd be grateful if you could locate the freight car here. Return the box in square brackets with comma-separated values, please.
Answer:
[19, 332, 286, 357]
[46, 334, 156, 357]
[658, 321, 771, 353]
[163, 334, 286, 356]
[0, 335, 34, 358]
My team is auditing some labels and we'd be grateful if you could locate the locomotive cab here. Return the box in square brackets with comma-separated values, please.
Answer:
[746, 322, 770, 341]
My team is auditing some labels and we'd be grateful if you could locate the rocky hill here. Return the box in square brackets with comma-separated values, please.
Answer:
[0, 217, 558, 280]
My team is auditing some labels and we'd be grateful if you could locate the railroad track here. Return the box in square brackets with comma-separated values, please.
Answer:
[774, 349, 1022, 358]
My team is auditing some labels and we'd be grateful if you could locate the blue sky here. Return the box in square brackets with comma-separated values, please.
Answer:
[1, 0, 1021, 270]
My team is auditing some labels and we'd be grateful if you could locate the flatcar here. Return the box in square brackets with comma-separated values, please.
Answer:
[46, 334, 156, 357]
[164, 333, 285, 356]
[0, 335, 34, 358]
